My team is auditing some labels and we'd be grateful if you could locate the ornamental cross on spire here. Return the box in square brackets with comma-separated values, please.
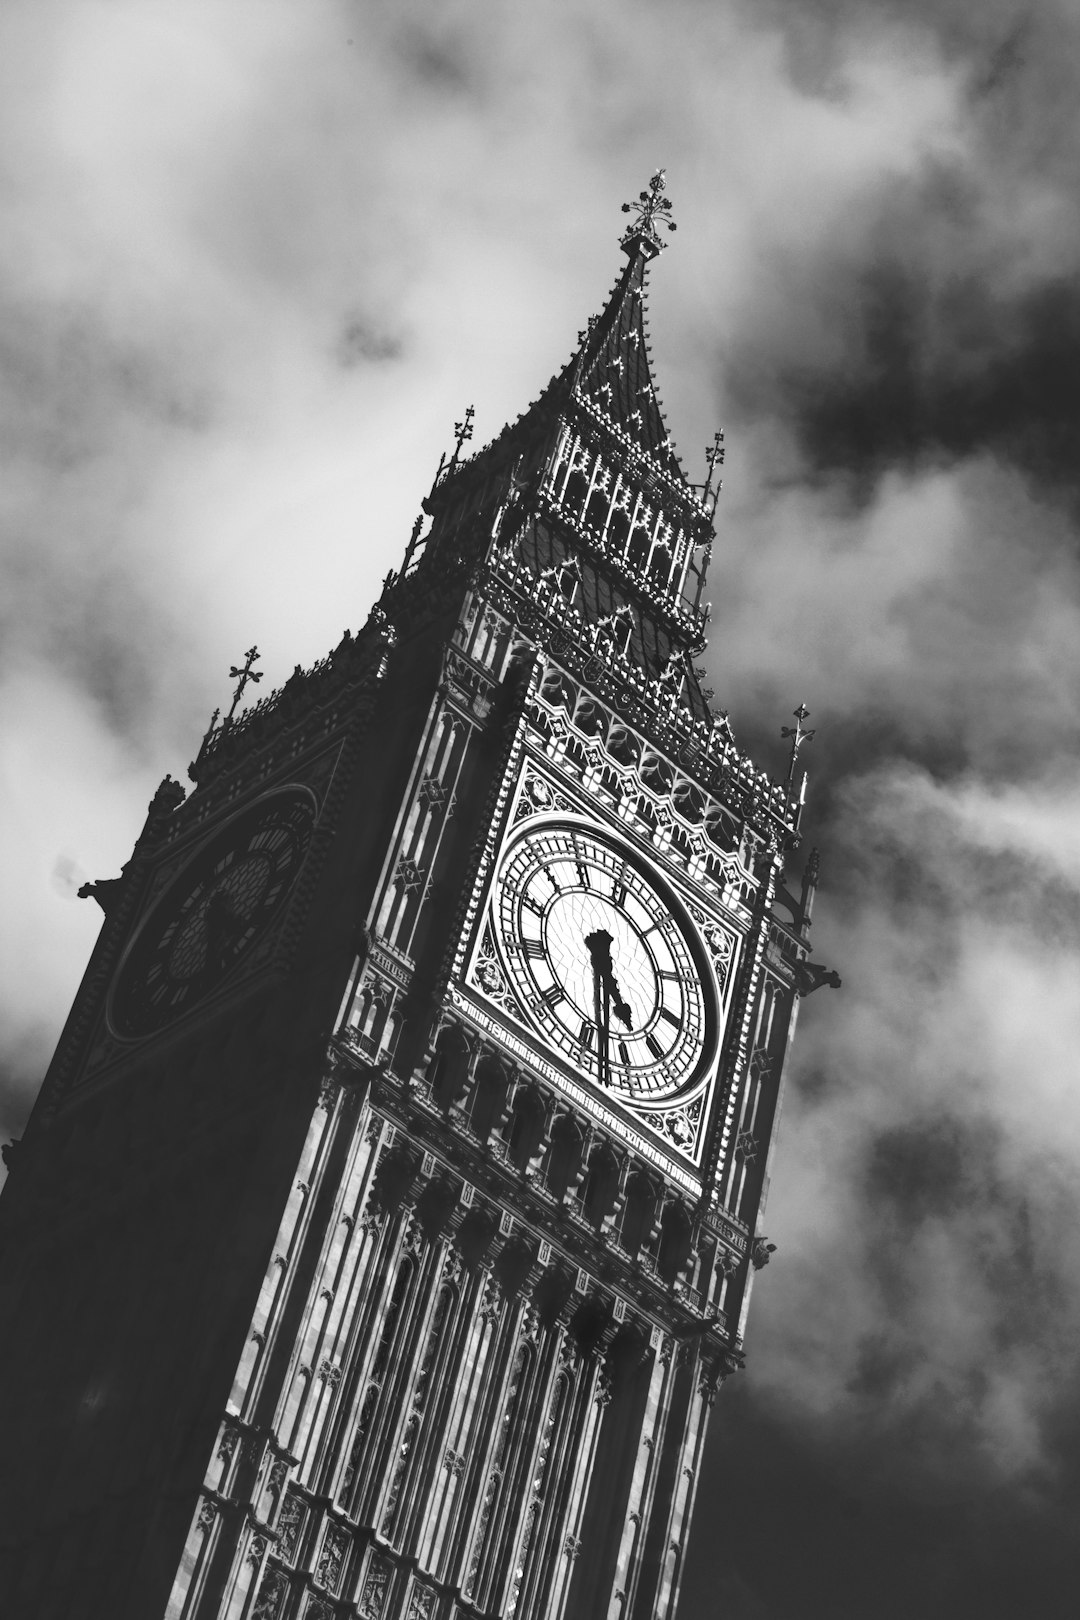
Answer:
[781, 703, 815, 784]
[225, 646, 263, 725]
[621, 169, 677, 249]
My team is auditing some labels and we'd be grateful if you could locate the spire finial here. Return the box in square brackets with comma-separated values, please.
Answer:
[620, 169, 677, 255]
[781, 703, 815, 785]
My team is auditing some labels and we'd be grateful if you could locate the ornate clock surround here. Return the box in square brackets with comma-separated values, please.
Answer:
[458, 746, 743, 1168]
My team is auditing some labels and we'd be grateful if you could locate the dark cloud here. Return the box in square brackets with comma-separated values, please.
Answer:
[757, 259, 1080, 505]
[684, 1379, 1080, 1619]
[865, 1115, 979, 1224]
[394, 23, 478, 96]
[336, 315, 404, 367]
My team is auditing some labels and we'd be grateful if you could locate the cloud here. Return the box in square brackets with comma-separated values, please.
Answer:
[750, 762, 1080, 1485]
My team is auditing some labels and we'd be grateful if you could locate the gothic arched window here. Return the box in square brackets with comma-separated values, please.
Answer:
[544, 1115, 584, 1202]
[578, 1142, 620, 1229]
[648, 542, 672, 589]
[469, 1055, 508, 1143]
[427, 1025, 470, 1113]
[627, 521, 650, 573]
[657, 1200, 693, 1285]
[465, 1344, 535, 1602]
[563, 467, 588, 514]
[505, 1086, 546, 1173]
[619, 1170, 657, 1258]
[608, 503, 630, 552]
[585, 482, 609, 533]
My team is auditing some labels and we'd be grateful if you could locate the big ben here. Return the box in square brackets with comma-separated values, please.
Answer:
[0, 174, 834, 1620]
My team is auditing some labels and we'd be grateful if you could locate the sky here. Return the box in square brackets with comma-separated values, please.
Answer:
[2, 1, 1080, 1615]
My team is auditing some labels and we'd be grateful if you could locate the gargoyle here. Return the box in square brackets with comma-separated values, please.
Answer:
[793, 960, 841, 997]
[77, 875, 125, 916]
[751, 1238, 777, 1270]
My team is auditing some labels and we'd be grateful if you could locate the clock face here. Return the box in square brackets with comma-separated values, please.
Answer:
[494, 821, 713, 1101]
[112, 791, 316, 1037]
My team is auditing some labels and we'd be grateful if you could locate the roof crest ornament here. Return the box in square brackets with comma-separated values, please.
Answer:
[428, 403, 477, 497]
[450, 404, 475, 469]
[702, 430, 725, 511]
[620, 170, 677, 256]
[781, 703, 815, 786]
[193, 644, 263, 768]
[225, 646, 264, 726]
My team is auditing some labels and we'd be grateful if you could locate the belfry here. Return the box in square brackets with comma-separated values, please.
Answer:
[0, 175, 834, 1620]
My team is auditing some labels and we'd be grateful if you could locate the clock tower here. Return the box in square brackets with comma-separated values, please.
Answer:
[0, 175, 834, 1620]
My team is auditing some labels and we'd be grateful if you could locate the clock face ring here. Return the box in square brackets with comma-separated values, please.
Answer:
[493, 819, 715, 1102]
[111, 789, 316, 1037]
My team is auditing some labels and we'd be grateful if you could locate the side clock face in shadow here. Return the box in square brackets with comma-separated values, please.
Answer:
[111, 791, 316, 1037]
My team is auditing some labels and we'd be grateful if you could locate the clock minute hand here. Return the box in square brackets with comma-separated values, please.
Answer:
[584, 931, 634, 1088]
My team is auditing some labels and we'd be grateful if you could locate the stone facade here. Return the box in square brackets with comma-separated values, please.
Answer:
[0, 177, 833, 1620]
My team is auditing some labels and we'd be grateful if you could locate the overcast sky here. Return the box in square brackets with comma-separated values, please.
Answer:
[3, 3, 1080, 1615]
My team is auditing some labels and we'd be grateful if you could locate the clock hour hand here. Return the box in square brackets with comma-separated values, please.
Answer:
[610, 979, 632, 1030]
[585, 930, 612, 1088]
[584, 930, 633, 1095]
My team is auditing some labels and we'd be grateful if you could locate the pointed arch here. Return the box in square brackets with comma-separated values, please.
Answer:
[544, 1114, 585, 1203]
[427, 1023, 470, 1113]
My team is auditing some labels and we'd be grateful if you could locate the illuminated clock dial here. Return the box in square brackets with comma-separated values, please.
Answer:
[494, 822, 712, 1101]
[112, 790, 316, 1037]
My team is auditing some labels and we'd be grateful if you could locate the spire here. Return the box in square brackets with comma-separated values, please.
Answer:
[565, 170, 682, 476]
[428, 172, 689, 492]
